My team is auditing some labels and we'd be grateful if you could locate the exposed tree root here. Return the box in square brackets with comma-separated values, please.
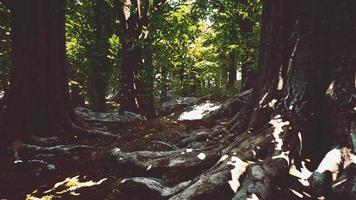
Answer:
[20, 144, 95, 156]
[119, 177, 192, 197]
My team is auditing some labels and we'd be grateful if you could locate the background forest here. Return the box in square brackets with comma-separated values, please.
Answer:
[1, 0, 261, 116]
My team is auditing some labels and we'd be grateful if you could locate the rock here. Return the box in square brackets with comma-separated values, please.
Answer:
[166, 90, 177, 99]
[75, 107, 147, 123]
[160, 97, 199, 115]
[203, 89, 252, 119]
[178, 101, 221, 121]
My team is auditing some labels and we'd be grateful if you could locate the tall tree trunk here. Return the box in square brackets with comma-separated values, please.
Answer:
[1, 0, 116, 146]
[160, 64, 168, 103]
[86, 0, 112, 112]
[116, 0, 155, 117]
[238, 17, 256, 92]
[138, 44, 156, 118]
[227, 52, 237, 90]
[226, 28, 238, 90]
[119, 44, 141, 114]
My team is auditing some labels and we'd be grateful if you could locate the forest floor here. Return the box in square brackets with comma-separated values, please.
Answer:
[0, 97, 326, 200]
[0, 102, 232, 200]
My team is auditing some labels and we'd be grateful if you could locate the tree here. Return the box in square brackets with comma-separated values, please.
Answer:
[110, 0, 355, 199]
[114, 0, 187, 117]
[115, 0, 158, 118]
[226, 27, 238, 90]
[193, 0, 261, 94]
[86, 0, 113, 112]
[1, 0, 116, 145]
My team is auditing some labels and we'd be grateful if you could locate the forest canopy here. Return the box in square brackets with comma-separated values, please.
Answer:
[1, 0, 262, 113]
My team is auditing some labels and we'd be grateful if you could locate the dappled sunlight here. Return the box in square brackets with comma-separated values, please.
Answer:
[178, 102, 221, 121]
[227, 156, 248, 193]
[289, 160, 312, 186]
[246, 193, 259, 200]
[1, 0, 354, 199]
[288, 188, 304, 198]
[315, 147, 356, 181]
[197, 152, 206, 160]
[269, 115, 290, 151]
[26, 176, 107, 200]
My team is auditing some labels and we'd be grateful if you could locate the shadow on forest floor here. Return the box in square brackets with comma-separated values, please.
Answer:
[0, 105, 230, 200]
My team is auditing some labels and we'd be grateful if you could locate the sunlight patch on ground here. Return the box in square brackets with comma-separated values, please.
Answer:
[259, 93, 269, 105]
[246, 193, 259, 200]
[186, 148, 193, 152]
[227, 156, 248, 193]
[178, 102, 221, 121]
[268, 99, 277, 108]
[269, 115, 290, 151]
[272, 151, 290, 165]
[218, 155, 229, 163]
[288, 188, 303, 198]
[289, 160, 312, 186]
[26, 176, 107, 200]
[197, 152, 206, 160]
[333, 178, 347, 187]
[315, 148, 356, 181]
[315, 148, 342, 180]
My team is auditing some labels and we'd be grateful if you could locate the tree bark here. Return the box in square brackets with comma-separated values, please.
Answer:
[238, 17, 256, 92]
[86, 0, 112, 112]
[239, 62, 256, 92]
[226, 28, 238, 90]
[116, 0, 156, 118]
[1, 0, 118, 146]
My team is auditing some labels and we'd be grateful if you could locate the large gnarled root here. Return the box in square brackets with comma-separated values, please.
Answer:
[309, 147, 356, 200]
[110, 146, 223, 180]
[169, 155, 248, 200]
[232, 159, 288, 200]
[118, 177, 191, 198]
[20, 144, 95, 156]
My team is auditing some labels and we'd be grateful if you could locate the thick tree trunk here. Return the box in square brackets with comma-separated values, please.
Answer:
[1, 0, 118, 146]
[116, 0, 155, 118]
[119, 46, 141, 114]
[2, 0, 72, 140]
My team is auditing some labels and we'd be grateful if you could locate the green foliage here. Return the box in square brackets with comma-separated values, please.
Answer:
[1, 0, 262, 108]
[65, 0, 120, 102]
[64, 0, 262, 103]
[152, 0, 262, 98]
